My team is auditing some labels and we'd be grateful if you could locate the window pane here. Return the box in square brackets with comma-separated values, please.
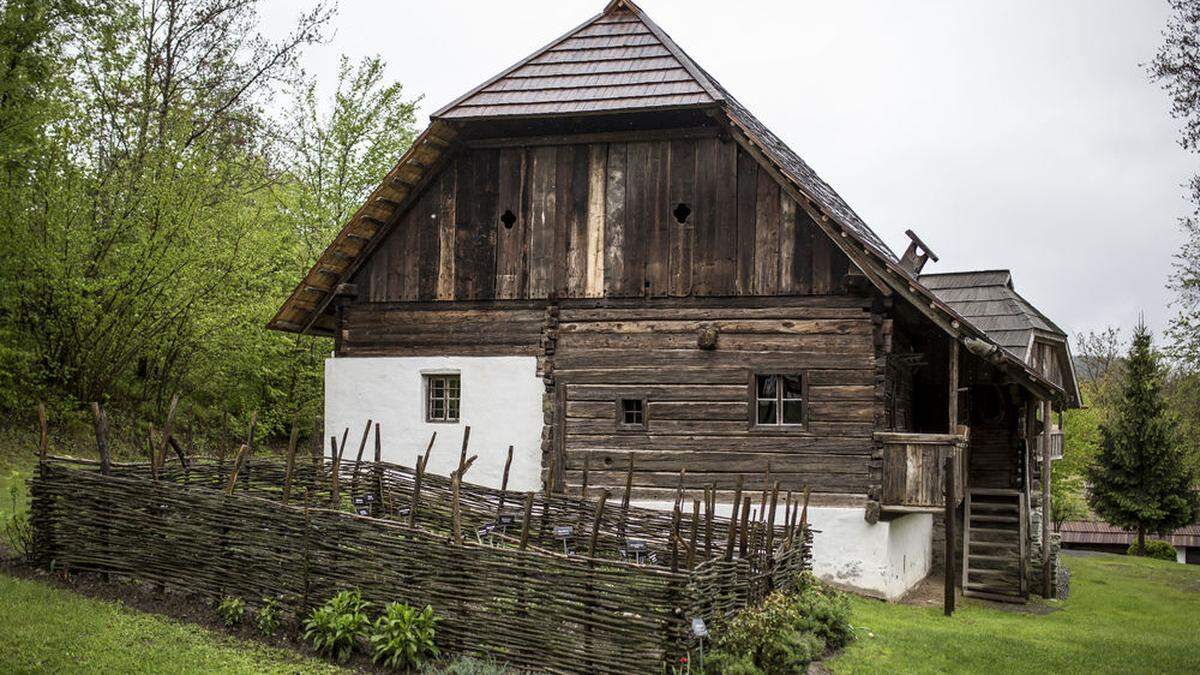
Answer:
[448, 400, 459, 421]
[621, 399, 644, 426]
[757, 401, 777, 425]
[782, 374, 803, 398]
[783, 400, 804, 424]
[756, 375, 777, 398]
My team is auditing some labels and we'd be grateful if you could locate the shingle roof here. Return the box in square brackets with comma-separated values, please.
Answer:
[920, 270, 1066, 361]
[1060, 521, 1200, 548]
[432, 3, 722, 119]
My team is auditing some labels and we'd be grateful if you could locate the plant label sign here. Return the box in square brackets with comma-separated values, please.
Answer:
[497, 514, 516, 527]
[626, 539, 647, 552]
[691, 617, 708, 638]
[352, 496, 366, 507]
[356, 507, 371, 517]
[554, 525, 574, 539]
[364, 493, 376, 503]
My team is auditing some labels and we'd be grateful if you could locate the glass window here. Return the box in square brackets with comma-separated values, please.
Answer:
[425, 374, 460, 423]
[754, 374, 804, 426]
[619, 398, 646, 429]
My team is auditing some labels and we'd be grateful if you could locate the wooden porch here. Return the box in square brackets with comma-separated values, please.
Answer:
[875, 430, 968, 512]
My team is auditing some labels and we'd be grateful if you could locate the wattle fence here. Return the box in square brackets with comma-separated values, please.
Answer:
[29, 456, 812, 673]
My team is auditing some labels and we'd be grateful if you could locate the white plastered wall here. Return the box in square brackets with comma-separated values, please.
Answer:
[632, 500, 931, 600]
[324, 356, 544, 491]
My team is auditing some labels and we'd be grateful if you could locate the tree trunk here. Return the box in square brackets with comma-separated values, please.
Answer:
[1137, 525, 1146, 556]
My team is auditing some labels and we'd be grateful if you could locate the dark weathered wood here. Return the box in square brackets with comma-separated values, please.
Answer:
[37, 402, 47, 463]
[944, 454, 956, 617]
[90, 402, 110, 475]
[725, 475, 743, 561]
[283, 414, 299, 505]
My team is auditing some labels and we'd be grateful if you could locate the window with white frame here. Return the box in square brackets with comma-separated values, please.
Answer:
[425, 374, 460, 423]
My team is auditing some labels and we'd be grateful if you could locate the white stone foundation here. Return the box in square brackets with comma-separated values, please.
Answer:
[632, 500, 931, 600]
[324, 356, 544, 492]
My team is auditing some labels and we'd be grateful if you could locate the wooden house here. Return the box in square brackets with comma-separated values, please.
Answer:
[269, 0, 1079, 601]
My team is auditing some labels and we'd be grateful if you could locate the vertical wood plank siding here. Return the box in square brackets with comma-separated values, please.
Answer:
[351, 138, 852, 302]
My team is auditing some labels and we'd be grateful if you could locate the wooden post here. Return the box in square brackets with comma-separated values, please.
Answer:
[283, 413, 299, 505]
[738, 496, 752, 558]
[758, 462, 771, 522]
[421, 431, 437, 470]
[225, 444, 248, 494]
[451, 470, 463, 545]
[1042, 398, 1053, 599]
[725, 475, 743, 561]
[498, 445, 513, 516]
[580, 453, 590, 501]
[90, 403, 110, 475]
[669, 498, 681, 572]
[944, 455, 956, 617]
[373, 422, 383, 516]
[36, 402, 47, 464]
[520, 492, 534, 551]
[146, 428, 158, 480]
[457, 425, 471, 473]
[349, 418, 372, 496]
[588, 491, 609, 557]
[157, 394, 179, 473]
[765, 481, 780, 556]
[242, 411, 257, 492]
[330, 434, 342, 508]
[703, 485, 715, 560]
[948, 339, 960, 433]
[687, 498, 700, 569]
[619, 456, 633, 541]
[409, 454, 426, 527]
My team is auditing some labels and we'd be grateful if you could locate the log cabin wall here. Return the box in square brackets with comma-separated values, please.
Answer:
[553, 297, 877, 499]
[349, 135, 851, 303]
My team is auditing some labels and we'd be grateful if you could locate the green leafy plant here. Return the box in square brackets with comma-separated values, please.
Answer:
[256, 597, 283, 636]
[216, 597, 245, 628]
[370, 602, 440, 669]
[1127, 539, 1177, 561]
[709, 576, 853, 673]
[303, 589, 371, 663]
[1, 473, 32, 560]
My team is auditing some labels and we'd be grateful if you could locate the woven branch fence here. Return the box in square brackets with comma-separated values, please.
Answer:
[30, 457, 812, 673]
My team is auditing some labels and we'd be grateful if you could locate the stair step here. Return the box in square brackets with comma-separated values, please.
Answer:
[969, 540, 1019, 550]
[969, 527, 1020, 537]
[967, 567, 1021, 579]
[970, 502, 1019, 512]
[968, 553, 1020, 562]
[970, 514, 1020, 523]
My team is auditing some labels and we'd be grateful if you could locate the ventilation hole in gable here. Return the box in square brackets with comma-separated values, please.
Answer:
[500, 209, 516, 229]
[673, 202, 691, 223]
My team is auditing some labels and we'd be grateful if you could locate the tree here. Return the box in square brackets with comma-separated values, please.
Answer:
[1086, 322, 1198, 554]
[1151, 1, 1200, 366]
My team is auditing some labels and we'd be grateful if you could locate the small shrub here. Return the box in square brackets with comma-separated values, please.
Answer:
[710, 577, 853, 672]
[1127, 539, 1177, 561]
[303, 589, 371, 663]
[217, 597, 245, 627]
[371, 602, 440, 669]
[256, 597, 283, 636]
[423, 657, 515, 674]
[1, 472, 33, 560]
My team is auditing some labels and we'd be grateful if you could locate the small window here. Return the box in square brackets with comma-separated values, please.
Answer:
[753, 373, 804, 426]
[425, 374, 460, 423]
[618, 398, 646, 430]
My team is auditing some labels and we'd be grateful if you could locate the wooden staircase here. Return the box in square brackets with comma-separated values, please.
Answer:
[962, 488, 1027, 603]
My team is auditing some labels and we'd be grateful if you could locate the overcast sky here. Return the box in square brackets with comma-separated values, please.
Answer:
[262, 0, 1195, 342]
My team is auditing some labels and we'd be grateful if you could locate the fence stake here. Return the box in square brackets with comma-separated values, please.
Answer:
[498, 445, 513, 516]
[91, 403, 110, 476]
[765, 481, 780, 557]
[725, 475, 743, 560]
[619, 456, 633, 542]
[458, 426, 471, 474]
[422, 431, 437, 469]
[157, 394, 179, 475]
[520, 492, 534, 550]
[758, 462, 771, 523]
[349, 418, 373, 497]
[588, 491, 609, 557]
[283, 413, 299, 505]
[409, 454, 426, 527]
[687, 498, 700, 569]
[37, 402, 47, 464]
[373, 422, 383, 516]
[738, 496, 751, 558]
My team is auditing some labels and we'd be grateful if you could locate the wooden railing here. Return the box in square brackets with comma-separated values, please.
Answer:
[1046, 430, 1064, 461]
[875, 431, 969, 511]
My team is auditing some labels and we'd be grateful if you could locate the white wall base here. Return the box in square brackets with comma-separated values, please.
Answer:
[631, 500, 931, 600]
[324, 356, 544, 491]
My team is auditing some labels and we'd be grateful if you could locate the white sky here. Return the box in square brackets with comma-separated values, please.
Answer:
[262, 0, 1195, 341]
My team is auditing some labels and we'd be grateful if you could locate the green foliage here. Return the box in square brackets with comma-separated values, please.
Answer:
[1051, 473, 1090, 529]
[370, 602, 440, 670]
[0, 0, 419, 449]
[421, 657, 516, 675]
[709, 577, 852, 673]
[216, 597, 245, 628]
[1086, 323, 1199, 540]
[1, 470, 32, 559]
[302, 590, 371, 663]
[256, 597, 284, 637]
[1127, 539, 1178, 561]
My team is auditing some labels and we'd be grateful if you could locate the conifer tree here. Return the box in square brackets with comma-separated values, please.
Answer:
[1087, 322, 1198, 554]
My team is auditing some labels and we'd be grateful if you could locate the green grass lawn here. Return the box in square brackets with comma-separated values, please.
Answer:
[0, 573, 345, 674]
[829, 553, 1200, 674]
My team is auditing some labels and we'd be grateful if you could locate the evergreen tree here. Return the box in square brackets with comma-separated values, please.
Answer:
[1086, 322, 1198, 554]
